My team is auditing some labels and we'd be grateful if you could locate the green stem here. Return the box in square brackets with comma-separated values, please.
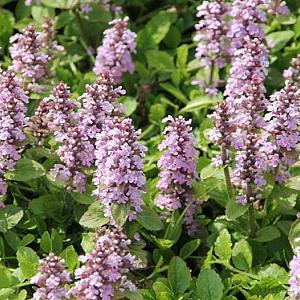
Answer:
[139, 124, 155, 140]
[11, 281, 32, 289]
[221, 146, 233, 198]
[248, 203, 256, 238]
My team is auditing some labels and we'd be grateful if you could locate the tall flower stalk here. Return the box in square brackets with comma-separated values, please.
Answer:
[156, 116, 199, 236]
[93, 17, 136, 83]
[0, 69, 28, 196]
[71, 226, 136, 300]
[93, 117, 147, 221]
[193, 0, 229, 96]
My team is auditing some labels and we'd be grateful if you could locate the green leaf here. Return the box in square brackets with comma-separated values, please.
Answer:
[60, 245, 79, 272]
[226, 199, 249, 220]
[41, 0, 79, 9]
[81, 233, 95, 253]
[5, 159, 45, 182]
[3, 205, 23, 230]
[196, 269, 224, 300]
[214, 229, 232, 263]
[160, 83, 188, 104]
[119, 96, 138, 116]
[4, 230, 21, 250]
[0, 9, 14, 46]
[176, 44, 188, 68]
[16, 247, 39, 278]
[111, 203, 130, 227]
[51, 229, 63, 253]
[286, 176, 300, 191]
[40, 231, 52, 253]
[0, 265, 12, 288]
[254, 226, 281, 242]
[31, 6, 54, 23]
[266, 30, 294, 52]
[168, 256, 191, 296]
[0, 209, 7, 233]
[153, 278, 173, 300]
[179, 239, 201, 259]
[145, 10, 177, 44]
[179, 96, 219, 113]
[232, 240, 252, 271]
[19, 234, 35, 247]
[0, 288, 14, 300]
[137, 206, 163, 231]
[289, 218, 300, 251]
[149, 104, 166, 126]
[79, 202, 109, 228]
[146, 50, 175, 73]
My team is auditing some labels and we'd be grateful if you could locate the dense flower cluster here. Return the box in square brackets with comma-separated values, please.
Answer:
[156, 116, 199, 235]
[193, 0, 229, 96]
[267, 0, 289, 16]
[228, 0, 267, 54]
[288, 247, 300, 299]
[93, 17, 136, 83]
[284, 54, 300, 85]
[101, 0, 123, 13]
[31, 253, 71, 300]
[51, 123, 94, 193]
[28, 82, 77, 142]
[71, 226, 136, 300]
[231, 134, 267, 204]
[40, 17, 64, 60]
[10, 25, 49, 91]
[9, 19, 62, 91]
[263, 81, 300, 183]
[0, 69, 28, 196]
[79, 71, 124, 140]
[93, 117, 146, 220]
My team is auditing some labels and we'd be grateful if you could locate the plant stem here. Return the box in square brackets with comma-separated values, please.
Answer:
[248, 203, 256, 237]
[221, 146, 233, 198]
[11, 281, 32, 289]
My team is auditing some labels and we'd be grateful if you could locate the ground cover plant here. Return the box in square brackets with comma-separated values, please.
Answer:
[1, 0, 300, 299]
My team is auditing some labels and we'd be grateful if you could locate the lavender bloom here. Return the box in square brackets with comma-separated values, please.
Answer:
[156, 116, 199, 235]
[9, 26, 49, 91]
[231, 134, 267, 204]
[284, 54, 300, 86]
[193, 0, 229, 95]
[263, 81, 300, 183]
[28, 82, 77, 143]
[289, 247, 300, 299]
[93, 17, 136, 83]
[40, 17, 64, 60]
[51, 123, 95, 193]
[228, 0, 267, 54]
[100, 0, 123, 13]
[93, 117, 146, 221]
[194, 0, 229, 69]
[71, 226, 136, 300]
[80, 4, 93, 14]
[31, 253, 71, 300]
[0, 69, 28, 195]
[79, 71, 124, 140]
[267, 0, 290, 16]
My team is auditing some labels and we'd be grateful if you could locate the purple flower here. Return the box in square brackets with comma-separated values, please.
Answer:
[78, 71, 124, 140]
[80, 4, 93, 14]
[267, 0, 290, 16]
[263, 81, 300, 182]
[193, 0, 229, 95]
[231, 134, 267, 204]
[289, 247, 300, 299]
[71, 226, 136, 300]
[228, 0, 267, 54]
[93, 17, 136, 83]
[93, 117, 147, 221]
[31, 253, 71, 300]
[156, 116, 199, 235]
[10, 26, 49, 91]
[28, 82, 77, 143]
[10, 20, 62, 91]
[284, 54, 300, 85]
[100, 0, 123, 13]
[0, 69, 28, 195]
